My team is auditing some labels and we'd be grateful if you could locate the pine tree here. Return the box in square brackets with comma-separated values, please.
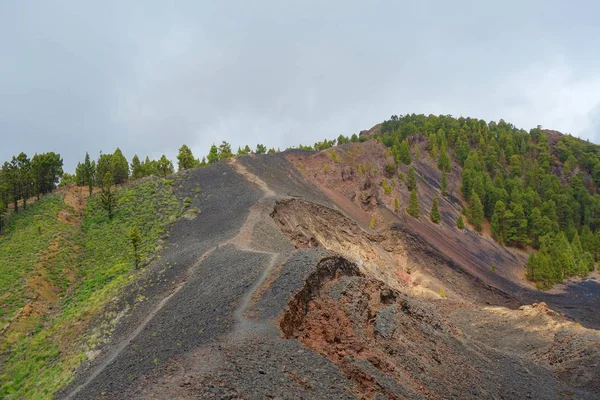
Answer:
[141, 156, 157, 176]
[111, 148, 129, 185]
[407, 189, 420, 218]
[394, 197, 400, 212]
[580, 226, 595, 255]
[468, 191, 484, 232]
[75, 162, 85, 186]
[15, 153, 32, 210]
[526, 253, 537, 281]
[438, 146, 451, 172]
[571, 231, 583, 265]
[177, 145, 198, 171]
[557, 233, 577, 278]
[430, 196, 441, 223]
[255, 144, 267, 154]
[131, 155, 142, 180]
[99, 172, 117, 220]
[536, 252, 554, 286]
[503, 209, 516, 244]
[96, 153, 112, 185]
[456, 215, 465, 230]
[4, 159, 20, 212]
[509, 155, 522, 177]
[530, 207, 544, 247]
[237, 145, 252, 155]
[407, 167, 417, 191]
[30, 152, 63, 198]
[509, 203, 528, 246]
[218, 141, 233, 159]
[83, 152, 95, 195]
[454, 136, 468, 165]
[156, 155, 174, 176]
[441, 171, 448, 196]
[397, 141, 411, 165]
[491, 200, 506, 242]
[414, 143, 421, 160]
[207, 144, 220, 164]
[430, 142, 439, 159]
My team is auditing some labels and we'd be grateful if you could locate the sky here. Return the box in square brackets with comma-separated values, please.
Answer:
[1, 1, 600, 172]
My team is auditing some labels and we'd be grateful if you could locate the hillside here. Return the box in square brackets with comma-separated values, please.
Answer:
[0, 179, 179, 398]
[1, 120, 599, 399]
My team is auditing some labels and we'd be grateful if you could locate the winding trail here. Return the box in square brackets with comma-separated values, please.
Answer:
[65, 159, 280, 399]
[228, 159, 280, 329]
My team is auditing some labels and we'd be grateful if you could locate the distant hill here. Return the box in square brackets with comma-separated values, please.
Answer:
[1, 115, 599, 399]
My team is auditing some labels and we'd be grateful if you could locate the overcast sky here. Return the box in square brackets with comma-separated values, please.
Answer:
[1, 1, 599, 171]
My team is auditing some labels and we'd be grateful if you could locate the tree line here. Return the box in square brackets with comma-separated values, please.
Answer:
[0, 134, 357, 232]
[376, 113, 600, 286]
[0, 152, 64, 231]
[3, 116, 599, 287]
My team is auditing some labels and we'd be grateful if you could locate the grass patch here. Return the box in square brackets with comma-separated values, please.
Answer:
[0, 195, 69, 328]
[0, 178, 180, 399]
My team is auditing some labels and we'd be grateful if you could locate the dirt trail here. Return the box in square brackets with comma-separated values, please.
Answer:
[57, 151, 600, 400]
[65, 160, 281, 399]
[64, 281, 186, 400]
[228, 159, 280, 329]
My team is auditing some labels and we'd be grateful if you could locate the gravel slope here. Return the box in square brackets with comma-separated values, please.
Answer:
[59, 156, 359, 399]
[58, 153, 600, 400]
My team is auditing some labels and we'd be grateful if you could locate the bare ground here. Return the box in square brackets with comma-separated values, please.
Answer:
[57, 150, 600, 400]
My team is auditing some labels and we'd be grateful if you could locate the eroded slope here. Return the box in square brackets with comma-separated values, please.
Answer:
[57, 152, 600, 400]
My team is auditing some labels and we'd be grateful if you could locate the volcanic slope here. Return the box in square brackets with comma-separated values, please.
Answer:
[59, 151, 600, 399]
[288, 140, 600, 329]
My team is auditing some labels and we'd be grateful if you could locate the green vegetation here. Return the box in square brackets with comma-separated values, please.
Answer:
[396, 140, 411, 165]
[0, 195, 70, 329]
[2, 111, 600, 395]
[468, 191, 485, 232]
[407, 189, 420, 218]
[385, 162, 396, 177]
[218, 141, 234, 160]
[0, 178, 180, 399]
[407, 167, 417, 191]
[1, 152, 63, 213]
[177, 144, 199, 171]
[438, 145, 451, 172]
[430, 196, 441, 223]
[99, 172, 118, 219]
[381, 179, 393, 195]
[413, 143, 420, 160]
[456, 215, 465, 229]
[527, 232, 595, 288]
[377, 113, 600, 284]
[441, 171, 448, 196]
[330, 149, 340, 162]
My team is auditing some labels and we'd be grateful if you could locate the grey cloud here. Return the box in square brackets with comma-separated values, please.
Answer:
[1, 1, 599, 171]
